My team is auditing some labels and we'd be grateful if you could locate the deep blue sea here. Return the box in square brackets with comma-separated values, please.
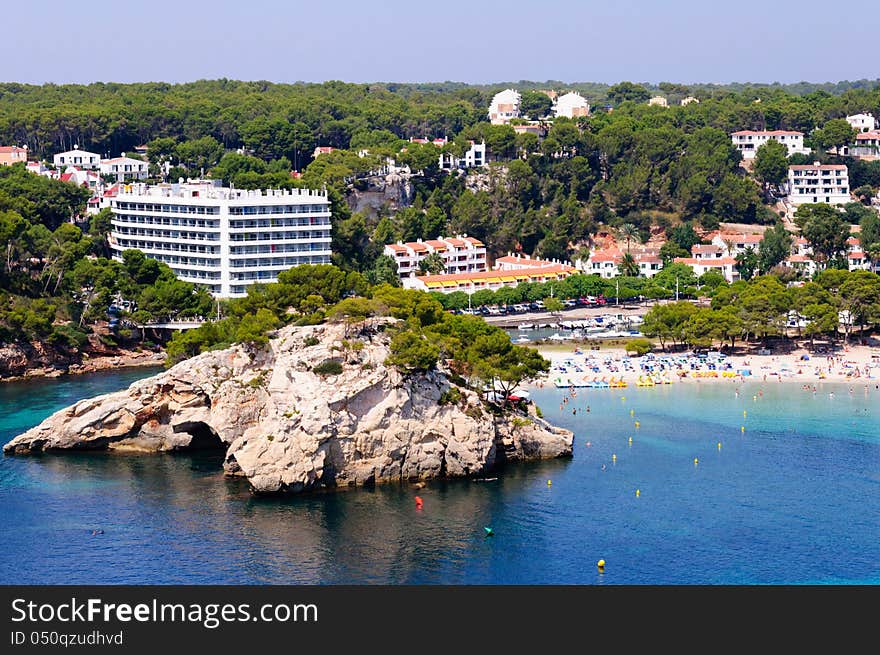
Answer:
[1, 369, 879, 585]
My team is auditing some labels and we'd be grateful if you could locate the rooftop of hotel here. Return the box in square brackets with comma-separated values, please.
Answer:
[730, 130, 803, 136]
[789, 163, 848, 170]
[386, 235, 485, 251]
[114, 181, 328, 202]
[674, 257, 737, 266]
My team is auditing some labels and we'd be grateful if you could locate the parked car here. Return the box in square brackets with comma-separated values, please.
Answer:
[563, 299, 577, 308]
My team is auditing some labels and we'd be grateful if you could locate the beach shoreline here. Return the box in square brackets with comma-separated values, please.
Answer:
[530, 342, 880, 388]
[0, 351, 166, 384]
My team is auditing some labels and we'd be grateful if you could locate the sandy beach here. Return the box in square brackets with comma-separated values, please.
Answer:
[531, 342, 880, 388]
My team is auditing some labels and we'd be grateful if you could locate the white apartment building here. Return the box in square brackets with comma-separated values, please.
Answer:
[439, 141, 487, 170]
[53, 147, 101, 170]
[553, 92, 590, 119]
[488, 89, 521, 125]
[730, 130, 811, 159]
[99, 155, 149, 181]
[576, 249, 662, 279]
[673, 257, 740, 283]
[787, 163, 850, 206]
[710, 232, 764, 255]
[384, 235, 486, 279]
[60, 166, 101, 190]
[109, 181, 332, 298]
[846, 113, 876, 133]
[680, 96, 699, 106]
[648, 96, 668, 107]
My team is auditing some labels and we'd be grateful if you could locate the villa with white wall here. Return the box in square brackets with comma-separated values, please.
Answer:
[730, 130, 810, 159]
[488, 89, 521, 125]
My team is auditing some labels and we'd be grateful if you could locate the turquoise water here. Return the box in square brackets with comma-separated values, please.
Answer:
[1, 370, 879, 584]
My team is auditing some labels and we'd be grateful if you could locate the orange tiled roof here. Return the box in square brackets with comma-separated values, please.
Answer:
[418, 264, 574, 285]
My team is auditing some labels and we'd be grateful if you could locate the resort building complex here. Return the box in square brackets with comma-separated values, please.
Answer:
[384, 235, 487, 279]
[403, 263, 575, 294]
[109, 181, 331, 298]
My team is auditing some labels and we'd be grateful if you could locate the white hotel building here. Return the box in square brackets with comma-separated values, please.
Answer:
[730, 130, 810, 159]
[109, 181, 332, 298]
[787, 163, 850, 206]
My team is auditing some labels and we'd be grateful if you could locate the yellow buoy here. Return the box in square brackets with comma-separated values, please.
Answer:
[753, 395, 757, 401]
[635, 489, 640, 497]
[597, 559, 605, 572]
[741, 426, 745, 433]
[694, 457, 699, 465]
[547, 479, 552, 486]
[717, 442, 722, 450]
[630, 409, 634, 417]
[635, 421, 640, 429]
[628, 436, 633, 445]
[621, 397, 626, 401]
[743, 410, 747, 418]
[612, 453, 617, 462]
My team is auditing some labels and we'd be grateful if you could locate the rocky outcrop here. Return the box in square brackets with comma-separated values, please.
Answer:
[4, 319, 572, 494]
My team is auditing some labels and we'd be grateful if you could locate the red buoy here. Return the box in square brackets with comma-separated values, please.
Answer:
[415, 496, 423, 509]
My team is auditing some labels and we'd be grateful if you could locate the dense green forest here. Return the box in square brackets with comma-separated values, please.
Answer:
[1, 79, 880, 369]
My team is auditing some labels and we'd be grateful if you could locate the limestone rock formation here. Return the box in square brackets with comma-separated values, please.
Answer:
[3, 320, 572, 494]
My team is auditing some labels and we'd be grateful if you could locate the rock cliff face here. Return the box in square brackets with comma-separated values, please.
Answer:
[4, 320, 572, 494]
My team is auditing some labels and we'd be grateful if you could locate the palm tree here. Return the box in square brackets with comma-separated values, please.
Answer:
[722, 238, 736, 258]
[418, 252, 446, 275]
[865, 242, 880, 274]
[619, 223, 640, 254]
[618, 252, 639, 277]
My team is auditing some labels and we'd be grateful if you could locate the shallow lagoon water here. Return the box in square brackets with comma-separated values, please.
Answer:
[1, 369, 878, 584]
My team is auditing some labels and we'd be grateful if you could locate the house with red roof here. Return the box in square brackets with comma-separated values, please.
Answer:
[0, 145, 28, 166]
[404, 263, 575, 294]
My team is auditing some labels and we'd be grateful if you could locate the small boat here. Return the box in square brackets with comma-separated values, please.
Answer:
[518, 323, 533, 331]
[515, 336, 531, 344]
